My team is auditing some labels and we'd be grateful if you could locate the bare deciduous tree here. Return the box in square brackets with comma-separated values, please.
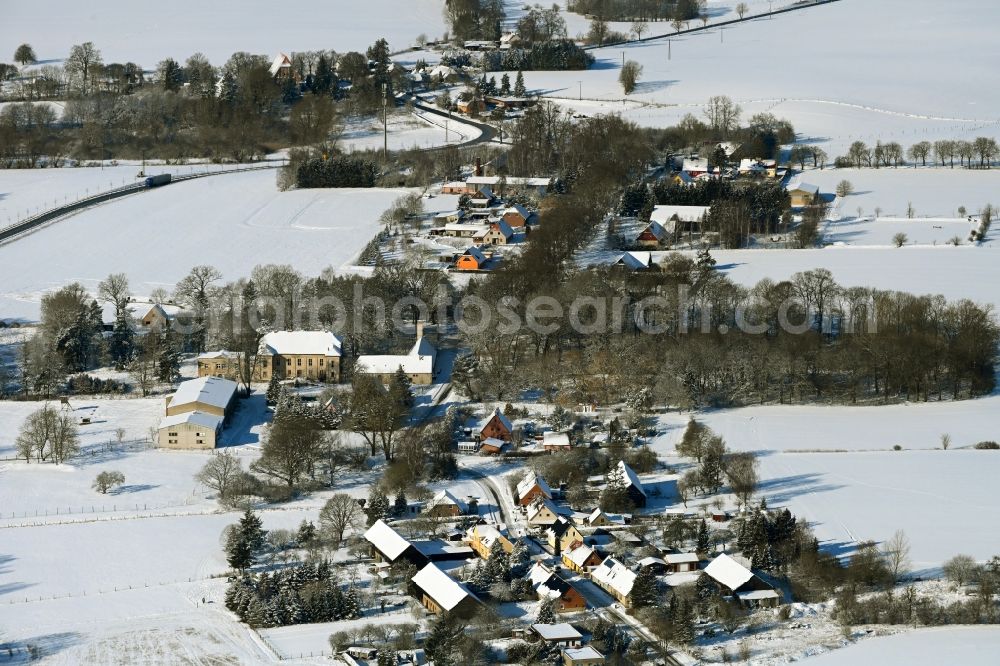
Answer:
[320, 493, 361, 548]
[882, 530, 911, 583]
[93, 470, 125, 494]
[196, 451, 244, 502]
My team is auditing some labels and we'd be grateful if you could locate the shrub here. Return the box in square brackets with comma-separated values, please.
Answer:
[974, 441, 999, 450]
[93, 470, 126, 494]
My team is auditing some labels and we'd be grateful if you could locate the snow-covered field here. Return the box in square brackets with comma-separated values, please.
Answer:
[523, 0, 1000, 157]
[0, 170, 422, 321]
[803, 626, 1000, 665]
[652, 394, 1000, 567]
[340, 110, 480, 153]
[6, 0, 449, 65]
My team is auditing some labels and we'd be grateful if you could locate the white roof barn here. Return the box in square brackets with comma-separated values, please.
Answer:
[704, 553, 755, 591]
[268, 53, 293, 77]
[356, 331, 436, 378]
[168, 376, 237, 412]
[613, 251, 652, 271]
[363, 519, 413, 562]
[786, 179, 820, 195]
[531, 623, 582, 643]
[411, 563, 480, 612]
[649, 205, 710, 234]
[158, 411, 222, 431]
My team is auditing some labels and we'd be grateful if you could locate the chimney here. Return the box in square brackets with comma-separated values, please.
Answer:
[416, 320, 424, 340]
[475, 157, 483, 177]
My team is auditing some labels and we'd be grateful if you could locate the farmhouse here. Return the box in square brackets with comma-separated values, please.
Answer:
[355, 323, 436, 385]
[562, 646, 605, 666]
[590, 557, 637, 607]
[465, 175, 551, 197]
[157, 411, 223, 450]
[501, 204, 532, 227]
[531, 623, 583, 648]
[738, 158, 777, 178]
[526, 497, 561, 526]
[663, 552, 701, 573]
[478, 408, 514, 442]
[528, 563, 587, 612]
[649, 205, 711, 236]
[268, 52, 295, 81]
[364, 519, 427, 568]
[123, 301, 183, 331]
[562, 543, 604, 574]
[516, 472, 553, 506]
[634, 220, 669, 247]
[455, 245, 488, 271]
[786, 180, 820, 207]
[475, 220, 514, 245]
[425, 490, 468, 518]
[410, 563, 482, 617]
[546, 516, 585, 555]
[611, 251, 652, 271]
[467, 523, 514, 559]
[259, 330, 342, 382]
[543, 431, 572, 451]
[615, 460, 647, 508]
[704, 553, 780, 607]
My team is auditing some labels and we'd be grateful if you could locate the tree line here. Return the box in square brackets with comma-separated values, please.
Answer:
[836, 137, 1000, 170]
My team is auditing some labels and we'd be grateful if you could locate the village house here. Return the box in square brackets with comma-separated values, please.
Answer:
[528, 563, 587, 612]
[425, 490, 468, 518]
[649, 204, 711, 237]
[681, 157, 710, 177]
[478, 408, 514, 442]
[355, 322, 437, 385]
[615, 460, 647, 509]
[590, 557, 637, 607]
[611, 251, 652, 271]
[562, 646, 605, 666]
[466, 523, 514, 559]
[364, 519, 429, 568]
[128, 301, 183, 330]
[531, 623, 583, 648]
[562, 543, 604, 574]
[268, 52, 297, 81]
[786, 180, 820, 207]
[499, 32, 521, 49]
[738, 158, 778, 178]
[441, 182, 467, 195]
[475, 219, 514, 245]
[431, 222, 490, 239]
[704, 553, 780, 607]
[586, 508, 613, 527]
[456, 98, 486, 115]
[454, 245, 489, 271]
[670, 170, 696, 187]
[410, 563, 482, 617]
[526, 497, 561, 526]
[663, 552, 701, 573]
[634, 220, 669, 247]
[543, 431, 572, 452]
[546, 516, 585, 556]
[501, 203, 532, 228]
[516, 472, 553, 506]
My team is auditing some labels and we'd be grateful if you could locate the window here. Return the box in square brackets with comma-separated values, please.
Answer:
[196, 439, 204, 445]
[308, 358, 313, 366]
[319, 358, 325, 366]
[286, 359, 291, 366]
[168, 432, 178, 437]
[168, 439, 177, 444]
[297, 358, 302, 366]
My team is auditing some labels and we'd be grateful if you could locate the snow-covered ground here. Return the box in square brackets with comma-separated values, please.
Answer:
[651, 395, 1000, 567]
[0, 170, 424, 321]
[521, 0, 1000, 157]
[802, 626, 1000, 665]
[5, 0, 449, 65]
[340, 110, 481, 153]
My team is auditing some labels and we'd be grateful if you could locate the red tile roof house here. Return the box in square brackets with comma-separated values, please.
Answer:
[477, 408, 513, 442]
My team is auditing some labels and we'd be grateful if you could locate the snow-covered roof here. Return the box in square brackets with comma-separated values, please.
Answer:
[543, 431, 571, 447]
[617, 461, 646, 496]
[613, 251, 651, 270]
[639, 556, 667, 568]
[438, 222, 490, 234]
[737, 589, 780, 601]
[489, 219, 514, 237]
[563, 647, 604, 661]
[269, 52, 292, 77]
[480, 437, 507, 450]
[664, 552, 700, 565]
[461, 246, 487, 263]
[528, 562, 562, 599]
[564, 544, 598, 568]
[650, 205, 710, 224]
[158, 411, 223, 431]
[261, 330, 342, 357]
[126, 301, 181, 321]
[591, 557, 636, 598]
[587, 508, 608, 524]
[704, 553, 754, 591]
[531, 623, 582, 642]
[364, 519, 412, 561]
[428, 65, 454, 79]
[682, 157, 709, 172]
[665, 571, 702, 588]
[526, 497, 559, 522]
[639, 220, 669, 241]
[503, 203, 530, 220]
[197, 350, 235, 360]
[478, 408, 513, 434]
[516, 472, 553, 502]
[786, 179, 819, 194]
[427, 490, 466, 512]
[468, 523, 509, 550]
[169, 376, 237, 411]
[411, 563, 479, 611]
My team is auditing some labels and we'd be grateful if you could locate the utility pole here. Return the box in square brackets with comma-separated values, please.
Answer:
[382, 83, 388, 162]
[578, 80, 582, 100]
[668, 39, 672, 60]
